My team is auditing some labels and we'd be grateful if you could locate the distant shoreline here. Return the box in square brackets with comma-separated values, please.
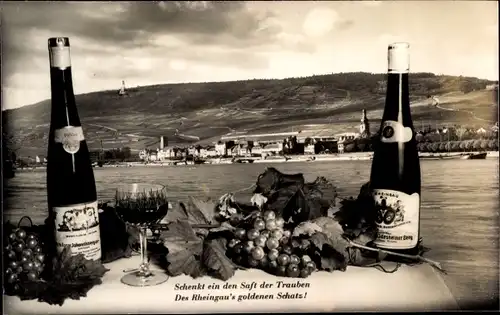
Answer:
[14, 151, 499, 172]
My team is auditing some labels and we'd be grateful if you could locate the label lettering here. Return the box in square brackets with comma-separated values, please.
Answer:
[53, 200, 101, 260]
[380, 120, 413, 143]
[372, 189, 419, 249]
[54, 126, 84, 154]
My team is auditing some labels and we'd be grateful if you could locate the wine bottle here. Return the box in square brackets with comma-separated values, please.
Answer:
[46, 37, 101, 261]
[369, 42, 421, 254]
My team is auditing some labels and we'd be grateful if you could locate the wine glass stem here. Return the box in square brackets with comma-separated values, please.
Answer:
[139, 227, 151, 277]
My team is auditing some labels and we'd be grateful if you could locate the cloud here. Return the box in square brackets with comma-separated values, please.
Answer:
[1, 1, 281, 82]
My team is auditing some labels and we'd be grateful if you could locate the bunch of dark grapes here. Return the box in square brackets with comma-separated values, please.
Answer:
[226, 210, 317, 278]
[4, 227, 46, 292]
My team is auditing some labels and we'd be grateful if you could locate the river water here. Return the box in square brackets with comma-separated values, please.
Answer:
[3, 159, 499, 309]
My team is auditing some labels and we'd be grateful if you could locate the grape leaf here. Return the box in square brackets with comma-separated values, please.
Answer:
[188, 197, 218, 225]
[202, 238, 237, 281]
[51, 247, 109, 283]
[292, 221, 323, 237]
[161, 201, 190, 223]
[161, 221, 206, 278]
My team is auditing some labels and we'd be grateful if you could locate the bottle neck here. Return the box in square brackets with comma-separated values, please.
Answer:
[382, 72, 413, 128]
[49, 66, 81, 129]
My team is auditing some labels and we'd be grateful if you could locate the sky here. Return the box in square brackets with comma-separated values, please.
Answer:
[1, 0, 498, 110]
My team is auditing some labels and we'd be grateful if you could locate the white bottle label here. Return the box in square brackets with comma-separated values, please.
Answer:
[54, 126, 85, 154]
[53, 200, 102, 260]
[388, 42, 409, 74]
[372, 189, 420, 249]
[380, 120, 413, 143]
[49, 45, 71, 70]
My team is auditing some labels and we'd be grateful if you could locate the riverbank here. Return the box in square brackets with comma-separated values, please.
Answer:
[14, 151, 499, 171]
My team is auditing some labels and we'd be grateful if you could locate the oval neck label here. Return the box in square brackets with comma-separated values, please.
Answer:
[380, 120, 413, 143]
[54, 126, 84, 154]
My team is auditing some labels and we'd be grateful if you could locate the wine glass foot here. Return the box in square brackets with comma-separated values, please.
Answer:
[120, 270, 169, 287]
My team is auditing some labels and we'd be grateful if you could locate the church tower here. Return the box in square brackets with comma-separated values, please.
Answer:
[359, 109, 370, 137]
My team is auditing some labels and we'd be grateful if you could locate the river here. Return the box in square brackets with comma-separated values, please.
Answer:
[3, 159, 499, 309]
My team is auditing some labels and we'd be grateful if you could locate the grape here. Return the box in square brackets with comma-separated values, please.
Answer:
[301, 255, 312, 266]
[233, 255, 244, 266]
[7, 273, 18, 284]
[16, 266, 24, 274]
[305, 261, 317, 272]
[263, 211, 276, 221]
[247, 229, 260, 240]
[35, 265, 44, 274]
[259, 255, 269, 269]
[27, 239, 38, 249]
[7, 250, 16, 260]
[289, 255, 300, 266]
[287, 264, 300, 278]
[251, 247, 265, 261]
[265, 219, 277, 231]
[228, 239, 240, 248]
[279, 236, 290, 246]
[266, 238, 279, 250]
[300, 268, 311, 278]
[276, 217, 285, 228]
[267, 249, 279, 261]
[26, 272, 38, 282]
[5, 244, 13, 251]
[22, 249, 33, 258]
[5, 268, 13, 275]
[270, 229, 283, 240]
[36, 253, 45, 263]
[16, 229, 27, 240]
[300, 239, 311, 250]
[283, 230, 291, 238]
[254, 235, 267, 248]
[234, 228, 247, 240]
[277, 254, 290, 266]
[260, 230, 271, 239]
[253, 219, 266, 231]
[268, 260, 279, 270]
[290, 239, 301, 249]
[247, 257, 259, 268]
[34, 246, 43, 253]
[9, 233, 17, 242]
[14, 242, 25, 253]
[282, 245, 293, 255]
[9, 261, 19, 269]
[20, 256, 29, 264]
[27, 234, 37, 241]
[23, 261, 35, 272]
[243, 241, 254, 253]
[233, 243, 244, 255]
[276, 266, 287, 277]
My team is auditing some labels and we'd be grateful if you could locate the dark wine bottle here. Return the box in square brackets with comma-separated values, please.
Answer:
[369, 42, 421, 253]
[46, 37, 101, 261]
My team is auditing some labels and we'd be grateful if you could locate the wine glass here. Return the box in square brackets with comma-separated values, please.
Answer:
[114, 183, 169, 286]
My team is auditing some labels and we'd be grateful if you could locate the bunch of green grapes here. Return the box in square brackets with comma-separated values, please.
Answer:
[227, 210, 317, 278]
[4, 227, 46, 291]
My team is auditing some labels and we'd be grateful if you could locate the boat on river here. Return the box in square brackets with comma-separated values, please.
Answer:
[460, 152, 487, 160]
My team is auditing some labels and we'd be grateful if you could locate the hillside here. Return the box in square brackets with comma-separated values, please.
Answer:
[3, 72, 498, 157]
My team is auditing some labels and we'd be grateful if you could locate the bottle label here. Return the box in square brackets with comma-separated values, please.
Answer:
[54, 126, 85, 154]
[49, 45, 71, 70]
[53, 200, 102, 260]
[380, 120, 413, 143]
[388, 43, 409, 73]
[372, 189, 420, 249]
